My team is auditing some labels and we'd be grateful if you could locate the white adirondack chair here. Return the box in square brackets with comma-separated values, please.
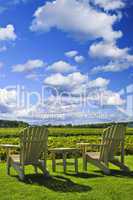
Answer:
[7, 126, 49, 180]
[84, 124, 130, 174]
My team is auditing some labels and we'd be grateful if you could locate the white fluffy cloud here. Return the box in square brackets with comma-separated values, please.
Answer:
[100, 90, 125, 106]
[0, 24, 17, 41]
[89, 41, 129, 59]
[0, 89, 16, 104]
[74, 55, 85, 63]
[12, 59, 46, 72]
[43, 72, 125, 119]
[0, 88, 17, 114]
[30, 0, 121, 42]
[90, 0, 125, 11]
[65, 50, 78, 58]
[85, 89, 125, 106]
[44, 72, 88, 90]
[90, 40, 133, 72]
[92, 60, 133, 73]
[44, 72, 109, 95]
[88, 77, 110, 88]
[65, 50, 85, 63]
[47, 60, 77, 73]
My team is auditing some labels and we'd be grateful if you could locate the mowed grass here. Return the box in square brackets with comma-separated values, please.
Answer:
[0, 127, 133, 199]
[0, 156, 133, 200]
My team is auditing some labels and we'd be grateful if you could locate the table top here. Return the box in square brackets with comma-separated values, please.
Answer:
[0, 144, 20, 148]
[77, 143, 90, 145]
[49, 147, 80, 152]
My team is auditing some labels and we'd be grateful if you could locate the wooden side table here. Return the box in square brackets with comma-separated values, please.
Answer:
[49, 148, 79, 173]
[0, 144, 20, 174]
[77, 143, 89, 171]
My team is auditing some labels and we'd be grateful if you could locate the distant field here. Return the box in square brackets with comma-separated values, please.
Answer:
[49, 127, 133, 136]
[0, 128, 21, 137]
[0, 127, 133, 137]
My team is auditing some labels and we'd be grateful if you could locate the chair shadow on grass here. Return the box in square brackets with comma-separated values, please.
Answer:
[65, 172, 104, 179]
[109, 170, 133, 178]
[19, 174, 92, 192]
[93, 169, 133, 178]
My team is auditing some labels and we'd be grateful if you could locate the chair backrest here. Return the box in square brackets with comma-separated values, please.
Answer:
[99, 124, 126, 162]
[19, 126, 48, 165]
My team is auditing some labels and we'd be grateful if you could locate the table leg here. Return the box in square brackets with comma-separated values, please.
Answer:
[82, 146, 87, 171]
[63, 152, 67, 173]
[75, 153, 78, 173]
[52, 152, 56, 172]
[6, 148, 10, 175]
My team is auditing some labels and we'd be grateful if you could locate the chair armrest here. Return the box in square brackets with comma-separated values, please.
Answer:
[77, 143, 106, 147]
[89, 144, 106, 147]
[77, 143, 107, 153]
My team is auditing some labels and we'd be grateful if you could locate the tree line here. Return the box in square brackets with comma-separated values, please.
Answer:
[0, 120, 29, 128]
[0, 120, 132, 128]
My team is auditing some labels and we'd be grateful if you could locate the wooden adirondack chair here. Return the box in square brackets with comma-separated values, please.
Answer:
[84, 124, 130, 174]
[7, 126, 49, 180]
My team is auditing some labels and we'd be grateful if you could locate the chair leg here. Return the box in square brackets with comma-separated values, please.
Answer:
[19, 167, 25, 181]
[83, 153, 87, 171]
[7, 157, 11, 175]
[110, 159, 130, 172]
[94, 160, 110, 175]
[12, 163, 25, 181]
[38, 161, 50, 177]
[74, 155, 78, 174]
[19, 173, 24, 181]
[8, 159, 25, 181]
[87, 157, 111, 175]
[6, 148, 11, 175]
[63, 153, 67, 173]
[52, 152, 56, 172]
[34, 165, 38, 175]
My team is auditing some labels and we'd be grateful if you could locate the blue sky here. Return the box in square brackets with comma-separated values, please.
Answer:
[0, 0, 133, 124]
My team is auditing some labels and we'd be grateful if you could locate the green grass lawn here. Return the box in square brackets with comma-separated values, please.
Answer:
[0, 156, 133, 200]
